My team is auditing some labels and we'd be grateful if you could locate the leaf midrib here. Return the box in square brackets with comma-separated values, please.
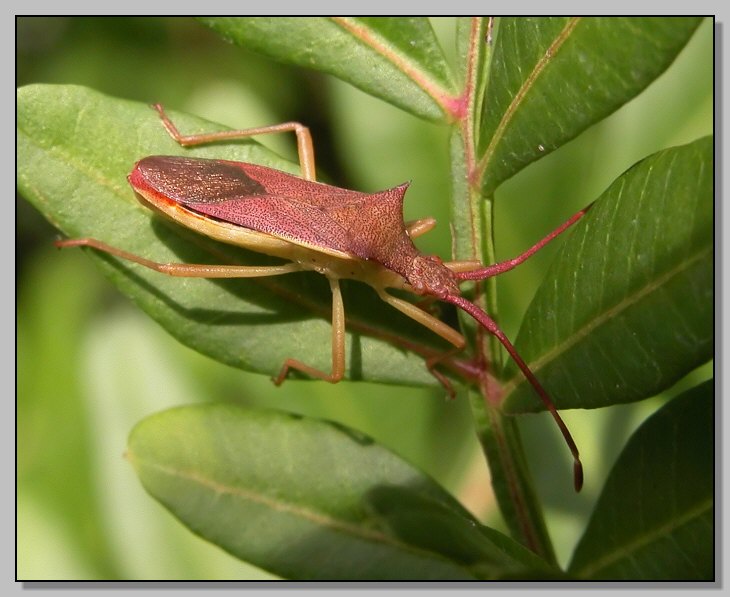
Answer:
[330, 17, 458, 116]
[571, 497, 712, 578]
[476, 17, 581, 180]
[132, 455, 468, 566]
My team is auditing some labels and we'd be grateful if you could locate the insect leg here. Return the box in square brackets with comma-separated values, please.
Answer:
[376, 289, 473, 397]
[405, 217, 437, 239]
[58, 237, 350, 385]
[152, 104, 317, 181]
[444, 259, 484, 273]
[274, 276, 346, 385]
[55, 238, 303, 278]
[376, 289, 465, 349]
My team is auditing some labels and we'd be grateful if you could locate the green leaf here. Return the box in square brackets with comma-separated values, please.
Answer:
[127, 403, 556, 580]
[17, 83, 454, 388]
[504, 136, 712, 412]
[366, 484, 560, 579]
[568, 381, 713, 580]
[479, 17, 703, 194]
[198, 17, 457, 121]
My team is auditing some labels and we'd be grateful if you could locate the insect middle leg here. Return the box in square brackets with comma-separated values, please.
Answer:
[152, 104, 317, 181]
[56, 237, 348, 384]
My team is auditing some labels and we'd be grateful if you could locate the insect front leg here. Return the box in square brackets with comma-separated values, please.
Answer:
[376, 289, 465, 349]
[273, 276, 346, 385]
[374, 288, 472, 396]
[404, 217, 437, 239]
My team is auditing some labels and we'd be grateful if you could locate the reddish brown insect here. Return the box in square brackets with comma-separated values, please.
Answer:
[57, 105, 587, 490]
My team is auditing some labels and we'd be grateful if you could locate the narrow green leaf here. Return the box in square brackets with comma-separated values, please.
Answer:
[199, 17, 458, 121]
[479, 17, 703, 193]
[127, 404, 555, 580]
[568, 381, 714, 580]
[504, 136, 712, 411]
[17, 83, 450, 388]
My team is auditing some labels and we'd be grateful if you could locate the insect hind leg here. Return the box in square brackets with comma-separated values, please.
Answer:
[152, 104, 317, 181]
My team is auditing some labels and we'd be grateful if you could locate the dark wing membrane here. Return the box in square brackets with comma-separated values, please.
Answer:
[135, 156, 267, 202]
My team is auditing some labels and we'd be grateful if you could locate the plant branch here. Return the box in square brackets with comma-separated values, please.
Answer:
[452, 17, 558, 562]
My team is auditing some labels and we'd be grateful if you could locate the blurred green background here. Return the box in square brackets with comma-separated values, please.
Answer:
[17, 17, 713, 579]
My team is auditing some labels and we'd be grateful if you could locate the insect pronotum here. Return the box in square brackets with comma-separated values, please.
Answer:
[57, 104, 587, 491]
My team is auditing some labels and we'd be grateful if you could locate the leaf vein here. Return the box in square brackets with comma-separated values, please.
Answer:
[504, 243, 711, 394]
[136, 457, 433, 555]
[575, 497, 712, 578]
[330, 17, 456, 118]
[477, 17, 581, 177]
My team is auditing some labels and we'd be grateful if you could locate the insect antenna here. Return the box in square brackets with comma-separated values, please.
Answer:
[453, 207, 588, 282]
[444, 293, 583, 492]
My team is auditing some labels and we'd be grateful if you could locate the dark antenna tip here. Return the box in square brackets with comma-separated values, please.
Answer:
[574, 459, 584, 493]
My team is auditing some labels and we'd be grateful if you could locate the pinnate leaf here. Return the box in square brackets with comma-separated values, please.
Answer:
[478, 17, 703, 193]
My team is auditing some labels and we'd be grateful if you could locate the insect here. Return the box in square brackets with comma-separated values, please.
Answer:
[57, 104, 587, 490]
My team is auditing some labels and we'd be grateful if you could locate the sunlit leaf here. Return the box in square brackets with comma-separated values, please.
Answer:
[504, 136, 712, 412]
[479, 17, 703, 193]
[128, 403, 560, 579]
[199, 17, 457, 121]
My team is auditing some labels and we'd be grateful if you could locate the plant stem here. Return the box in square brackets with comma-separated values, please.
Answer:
[468, 387, 557, 564]
[451, 17, 556, 563]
